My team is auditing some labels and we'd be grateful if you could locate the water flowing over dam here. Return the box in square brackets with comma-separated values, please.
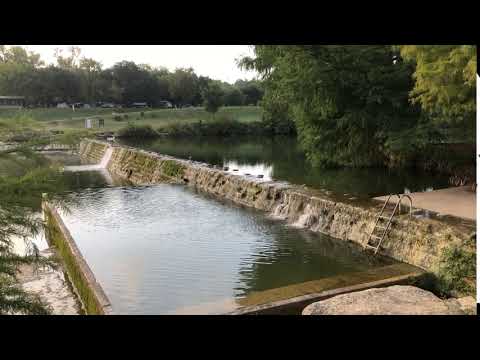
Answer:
[63, 148, 115, 184]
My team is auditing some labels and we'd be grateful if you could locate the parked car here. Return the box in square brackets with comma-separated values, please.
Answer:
[101, 103, 115, 108]
[130, 102, 149, 108]
[158, 101, 173, 109]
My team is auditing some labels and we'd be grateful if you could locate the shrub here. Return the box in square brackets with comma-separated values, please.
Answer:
[436, 243, 476, 297]
[117, 123, 158, 139]
[159, 114, 296, 138]
[113, 115, 123, 122]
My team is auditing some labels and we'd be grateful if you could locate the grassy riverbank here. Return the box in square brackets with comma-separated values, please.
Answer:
[0, 106, 263, 133]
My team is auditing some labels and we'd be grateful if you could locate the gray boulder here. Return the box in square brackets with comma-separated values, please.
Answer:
[302, 286, 472, 315]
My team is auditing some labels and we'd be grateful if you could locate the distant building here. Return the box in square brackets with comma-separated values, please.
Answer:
[0, 96, 25, 108]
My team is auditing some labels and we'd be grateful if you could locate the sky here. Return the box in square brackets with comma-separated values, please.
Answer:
[20, 45, 257, 84]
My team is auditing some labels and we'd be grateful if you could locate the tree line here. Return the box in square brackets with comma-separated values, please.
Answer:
[0, 46, 263, 108]
[240, 45, 476, 168]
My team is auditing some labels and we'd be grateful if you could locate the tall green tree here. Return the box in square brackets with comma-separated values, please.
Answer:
[0, 46, 43, 103]
[201, 81, 224, 115]
[241, 45, 420, 167]
[235, 79, 264, 105]
[79, 58, 102, 104]
[223, 87, 246, 106]
[399, 45, 476, 131]
[168, 68, 199, 106]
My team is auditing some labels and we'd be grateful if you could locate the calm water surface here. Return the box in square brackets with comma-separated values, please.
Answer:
[59, 182, 395, 314]
[119, 137, 450, 198]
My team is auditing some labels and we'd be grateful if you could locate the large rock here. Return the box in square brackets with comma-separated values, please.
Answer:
[302, 286, 471, 315]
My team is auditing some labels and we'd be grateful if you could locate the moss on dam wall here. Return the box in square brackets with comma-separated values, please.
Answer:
[80, 139, 475, 285]
[43, 201, 113, 315]
[79, 140, 110, 164]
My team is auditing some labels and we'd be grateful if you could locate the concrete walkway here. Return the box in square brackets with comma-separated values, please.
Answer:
[375, 186, 476, 221]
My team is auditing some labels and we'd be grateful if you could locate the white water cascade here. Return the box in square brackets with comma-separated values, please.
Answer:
[63, 147, 114, 184]
[64, 147, 113, 172]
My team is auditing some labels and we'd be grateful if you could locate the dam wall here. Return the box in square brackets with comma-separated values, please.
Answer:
[79, 139, 475, 277]
[43, 199, 113, 315]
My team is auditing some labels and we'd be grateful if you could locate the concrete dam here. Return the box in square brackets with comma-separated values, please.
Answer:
[78, 139, 474, 276]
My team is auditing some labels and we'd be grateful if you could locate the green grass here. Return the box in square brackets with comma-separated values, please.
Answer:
[0, 106, 263, 135]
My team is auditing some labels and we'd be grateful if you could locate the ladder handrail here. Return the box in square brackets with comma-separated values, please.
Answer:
[365, 193, 413, 255]
[365, 194, 398, 248]
[370, 194, 394, 232]
[397, 194, 413, 216]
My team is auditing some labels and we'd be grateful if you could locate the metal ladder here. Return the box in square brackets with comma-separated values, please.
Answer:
[364, 194, 413, 254]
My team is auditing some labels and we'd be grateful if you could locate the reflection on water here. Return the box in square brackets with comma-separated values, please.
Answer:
[119, 137, 450, 198]
[59, 184, 394, 314]
[225, 161, 274, 180]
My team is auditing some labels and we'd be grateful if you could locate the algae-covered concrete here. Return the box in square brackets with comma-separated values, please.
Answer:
[79, 139, 476, 278]
[43, 200, 113, 315]
[79, 140, 110, 164]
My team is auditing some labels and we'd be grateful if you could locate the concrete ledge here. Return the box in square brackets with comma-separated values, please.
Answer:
[226, 271, 426, 315]
[42, 201, 112, 315]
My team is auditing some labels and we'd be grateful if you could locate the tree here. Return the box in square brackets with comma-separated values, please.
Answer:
[152, 67, 172, 103]
[54, 46, 82, 70]
[79, 57, 102, 104]
[223, 87, 246, 106]
[201, 81, 224, 115]
[168, 68, 199, 106]
[0, 45, 43, 67]
[46, 66, 82, 104]
[235, 79, 264, 105]
[108, 61, 165, 106]
[0, 45, 262, 109]
[398, 45, 476, 127]
[241, 45, 418, 167]
[0, 46, 43, 103]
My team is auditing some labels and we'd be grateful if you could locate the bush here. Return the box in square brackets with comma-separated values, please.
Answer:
[113, 115, 123, 122]
[117, 123, 158, 139]
[159, 114, 296, 138]
[436, 243, 476, 297]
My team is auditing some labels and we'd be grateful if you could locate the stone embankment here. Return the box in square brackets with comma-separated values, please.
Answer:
[79, 139, 475, 278]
